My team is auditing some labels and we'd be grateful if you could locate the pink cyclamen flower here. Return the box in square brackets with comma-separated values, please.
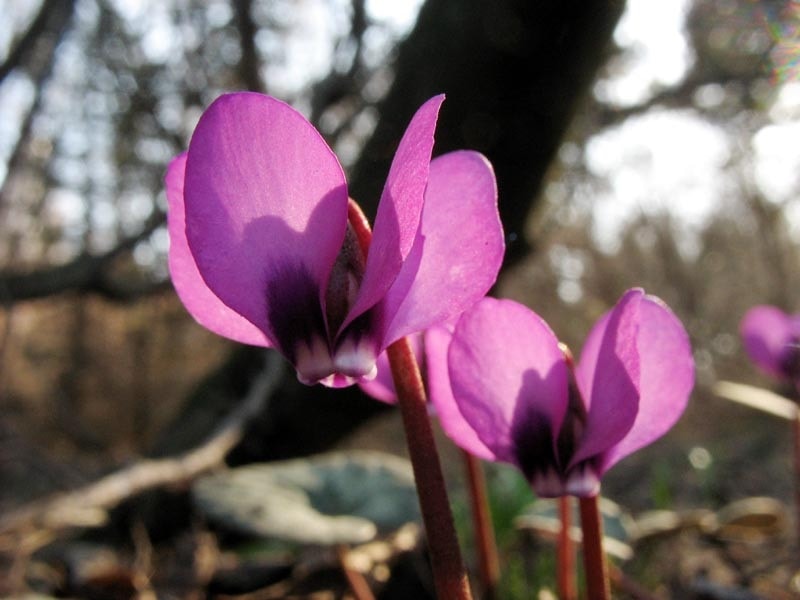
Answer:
[740, 305, 800, 383]
[430, 289, 694, 498]
[166, 92, 504, 387]
[360, 326, 495, 459]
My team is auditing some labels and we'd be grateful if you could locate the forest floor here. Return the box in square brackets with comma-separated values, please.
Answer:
[0, 379, 798, 599]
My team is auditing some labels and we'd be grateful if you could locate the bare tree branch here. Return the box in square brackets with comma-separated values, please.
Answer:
[0, 0, 76, 85]
[0, 351, 284, 545]
[310, 0, 369, 126]
[592, 70, 766, 129]
[0, 213, 166, 303]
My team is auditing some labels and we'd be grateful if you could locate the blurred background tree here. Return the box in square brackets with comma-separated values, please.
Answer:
[0, 0, 799, 592]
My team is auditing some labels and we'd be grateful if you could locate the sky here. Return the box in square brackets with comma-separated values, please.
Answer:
[583, 0, 800, 253]
[0, 0, 798, 263]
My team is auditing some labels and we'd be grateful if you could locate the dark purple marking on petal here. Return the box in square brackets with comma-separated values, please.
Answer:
[510, 368, 564, 492]
[183, 93, 349, 340]
[779, 336, 800, 382]
[447, 298, 569, 469]
[264, 261, 328, 364]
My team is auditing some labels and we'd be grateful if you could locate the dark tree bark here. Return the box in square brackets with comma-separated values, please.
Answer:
[350, 0, 626, 266]
[159, 0, 626, 461]
[233, 0, 265, 93]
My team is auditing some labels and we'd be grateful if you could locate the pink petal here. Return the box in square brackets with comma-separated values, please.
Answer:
[740, 305, 795, 378]
[447, 298, 569, 469]
[425, 324, 496, 460]
[570, 289, 643, 468]
[357, 333, 424, 404]
[343, 95, 445, 329]
[601, 294, 694, 471]
[379, 151, 504, 346]
[166, 152, 271, 346]
[356, 350, 397, 403]
[183, 93, 348, 351]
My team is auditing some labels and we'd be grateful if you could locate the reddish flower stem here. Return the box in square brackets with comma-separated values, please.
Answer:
[387, 339, 473, 600]
[557, 496, 577, 600]
[462, 449, 500, 600]
[347, 199, 373, 258]
[793, 406, 800, 547]
[578, 494, 610, 600]
[337, 545, 376, 600]
[790, 382, 800, 550]
[347, 198, 471, 599]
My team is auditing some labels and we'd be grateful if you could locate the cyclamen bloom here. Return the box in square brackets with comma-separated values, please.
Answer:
[740, 305, 800, 384]
[166, 93, 504, 387]
[431, 290, 694, 498]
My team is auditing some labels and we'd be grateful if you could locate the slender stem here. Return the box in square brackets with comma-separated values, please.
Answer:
[347, 199, 373, 258]
[793, 406, 800, 548]
[387, 338, 473, 600]
[337, 545, 376, 600]
[348, 197, 470, 598]
[791, 382, 800, 552]
[462, 449, 500, 600]
[578, 494, 610, 600]
[557, 496, 577, 600]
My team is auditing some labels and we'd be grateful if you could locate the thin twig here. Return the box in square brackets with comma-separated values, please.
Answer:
[337, 545, 376, 600]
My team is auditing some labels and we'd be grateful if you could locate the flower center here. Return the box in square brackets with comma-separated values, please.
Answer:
[325, 223, 366, 336]
[520, 353, 601, 498]
[293, 222, 378, 387]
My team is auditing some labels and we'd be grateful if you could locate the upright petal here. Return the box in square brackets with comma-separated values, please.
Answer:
[447, 298, 569, 471]
[425, 325, 496, 461]
[166, 153, 271, 346]
[379, 151, 504, 346]
[344, 95, 445, 327]
[601, 295, 694, 471]
[740, 305, 794, 378]
[570, 289, 642, 468]
[183, 93, 348, 355]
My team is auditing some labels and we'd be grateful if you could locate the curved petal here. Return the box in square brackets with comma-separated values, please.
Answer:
[379, 151, 504, 346]
[344, 95, 445, 328]
[184, 92, 348, 355]
[357, 333, 424, 404]
[570, 289, 642, 468]
[740, 305, 794, 378]
[600, 294, 694, 471]
[425, 325, 495, 460]
[166, 153, 271, 346]
[447, 298, 569, 472]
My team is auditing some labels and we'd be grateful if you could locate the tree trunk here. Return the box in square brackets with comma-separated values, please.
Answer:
[158, 0, 626, 462]
[350, 0, 625, 266]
